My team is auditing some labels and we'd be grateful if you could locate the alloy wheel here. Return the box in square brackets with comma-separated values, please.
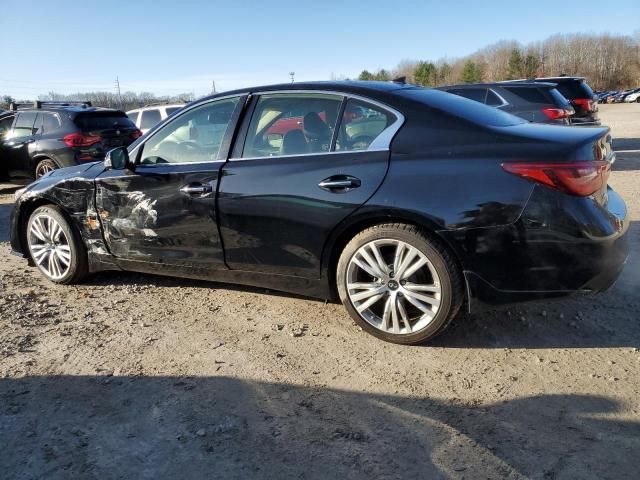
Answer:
[346, 239, 441, 335]
[35, 161, 56, 178]
[27, 214, 72, 280]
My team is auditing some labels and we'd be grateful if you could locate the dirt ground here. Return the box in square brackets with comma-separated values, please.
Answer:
[1, 104, 638, 480]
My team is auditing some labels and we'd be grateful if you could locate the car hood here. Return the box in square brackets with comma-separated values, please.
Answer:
[46, 161, 105, 179]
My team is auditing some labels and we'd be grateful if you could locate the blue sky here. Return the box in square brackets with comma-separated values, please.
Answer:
[1, 0, 638, 98]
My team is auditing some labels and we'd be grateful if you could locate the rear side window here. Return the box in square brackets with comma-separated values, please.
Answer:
[140, 109, 162, 129]
[41, 113, 61, 133]
[75, 113, 135, 131]
[166, 107, 181, 116]
[448, 88, 487, 104]
[12, 112, 37, 137]
[503, 87, 548, 104]
[400, 88, 526, 127]
[128, 111, 139, 125]
[242, 93, 342, 158]
[336, 99, 394, 151]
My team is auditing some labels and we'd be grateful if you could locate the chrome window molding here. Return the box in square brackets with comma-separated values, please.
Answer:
[229, 148, 389, 162]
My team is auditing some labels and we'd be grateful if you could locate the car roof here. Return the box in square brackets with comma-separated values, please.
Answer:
[126, 104, 185, 114]
[189, 80, 416, 106]
[10, 106, 122, 114]
[533, 76, 585, 82]
[441, 81, 558, 89]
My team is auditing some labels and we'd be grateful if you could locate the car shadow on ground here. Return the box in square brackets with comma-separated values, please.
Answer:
[612, 137, 640, 171]
[0, 376, 637, 479]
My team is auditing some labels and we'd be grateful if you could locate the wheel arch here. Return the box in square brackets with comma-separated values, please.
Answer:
[15, 197, 75, 259]
[322, 210, 468, 302]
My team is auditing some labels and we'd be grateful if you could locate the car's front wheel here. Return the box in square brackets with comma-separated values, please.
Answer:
[26, 205, 88, 284]
[337, 223, 463, 345]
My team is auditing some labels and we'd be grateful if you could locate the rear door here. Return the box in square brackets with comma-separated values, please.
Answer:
[95, 95, 245, 271]
[217, 92, 403, 278]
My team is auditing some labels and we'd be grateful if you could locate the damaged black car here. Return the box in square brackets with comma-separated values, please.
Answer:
[10, 81, 629, 345]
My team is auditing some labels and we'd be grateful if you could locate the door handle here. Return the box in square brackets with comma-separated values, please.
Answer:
[318, 175, 361, 192]
[180, 183, 213, 196]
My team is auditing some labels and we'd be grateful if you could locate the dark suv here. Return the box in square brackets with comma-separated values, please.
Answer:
[0, 101, 142, 180]
[510, 77, 599, 125]
[437, 82, 574, 124]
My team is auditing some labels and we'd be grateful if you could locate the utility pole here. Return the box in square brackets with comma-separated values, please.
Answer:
[115, 76, 123, 109]
[289, 72, 295, 83]
[211, 80, 217, 94]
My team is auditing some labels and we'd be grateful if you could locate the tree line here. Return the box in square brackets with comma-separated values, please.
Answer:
[358, 33, 640, 90]
[1, 91, 195, 111]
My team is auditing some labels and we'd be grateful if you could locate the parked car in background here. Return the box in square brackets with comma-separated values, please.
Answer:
[126, 104, 184, 134]
[0, 101, 141, 180]
[9, 81, 628, 345]
[623, 88, 640, 103]
[510, 77, 599, 125]
[604, 91, 620, 104]
[438, 82, 574, 124]
[612, 90, 633, 103]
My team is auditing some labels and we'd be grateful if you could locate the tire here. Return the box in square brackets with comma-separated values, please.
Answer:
[337, 223, 463, 345]
[34, 158, 58, 179]
[26, 205, 88, 284]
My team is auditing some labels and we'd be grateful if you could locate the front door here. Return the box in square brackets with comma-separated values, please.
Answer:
[218, 93, 402, 279]
[95, 95, 245, 271]
[4, 112, 37, 178]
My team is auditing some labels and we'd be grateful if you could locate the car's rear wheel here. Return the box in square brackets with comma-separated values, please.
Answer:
[337, 224, 463, 345]
[26, 205, 88, 284]
[35, 158, 58, 179]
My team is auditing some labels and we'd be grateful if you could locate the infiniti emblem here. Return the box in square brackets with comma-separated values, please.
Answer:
[388, 280, 399, 290]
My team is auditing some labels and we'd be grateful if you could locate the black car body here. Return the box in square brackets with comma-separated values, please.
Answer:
[0, 101, 141, 180]
[9, 82, 629, 344]
[511, 77, 600, 125]
[437, 82, 574, 124]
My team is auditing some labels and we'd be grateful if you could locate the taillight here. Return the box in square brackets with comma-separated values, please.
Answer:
[542, 107, 572, 120]
[63, 132, 102, 147]
[131, 129, 143, 139]
[501, 161, 610, 196]
[572, 98, 593, 111]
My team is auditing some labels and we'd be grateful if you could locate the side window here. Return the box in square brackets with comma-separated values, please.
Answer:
[165, 107, 181, 116]
[242, 93, 342, 158]
[336, 99, 394, 152]
[449, 88, 487, 104]
[140, 97, 239, 165]
[140, 109, 161, 130]
[485, 90, 503, 106]
[10, 112, 37, 138]
[40, 113, 60, 134]
[0, 115, 15, 138]
[128, 111, 139, 126]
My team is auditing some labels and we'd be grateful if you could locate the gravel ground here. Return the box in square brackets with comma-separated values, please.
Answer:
[0, 103, 639, 479]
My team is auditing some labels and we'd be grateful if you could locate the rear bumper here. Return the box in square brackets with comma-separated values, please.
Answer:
[441, 185, 629, 311]
[570, 117, 601, 126]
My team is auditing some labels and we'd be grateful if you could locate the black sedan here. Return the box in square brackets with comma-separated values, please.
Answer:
[9, 81, 629, 345]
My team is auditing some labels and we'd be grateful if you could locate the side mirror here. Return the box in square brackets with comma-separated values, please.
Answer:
[105, 147, 131, 170]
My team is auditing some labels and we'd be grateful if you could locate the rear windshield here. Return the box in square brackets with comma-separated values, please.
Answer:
[401, 88, 526, 127]
[550, 79, 594, 100]
[75, 113, 135, 131]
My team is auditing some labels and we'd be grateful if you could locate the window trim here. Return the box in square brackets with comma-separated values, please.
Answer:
[230, 89, 404, 162]
[487, 88, 508, 107]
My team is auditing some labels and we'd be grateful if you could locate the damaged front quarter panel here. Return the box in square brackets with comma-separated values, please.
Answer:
[10, 162, 119, 272]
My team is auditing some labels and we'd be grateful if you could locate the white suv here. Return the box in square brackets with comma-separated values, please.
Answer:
[126, 104, 185, 134]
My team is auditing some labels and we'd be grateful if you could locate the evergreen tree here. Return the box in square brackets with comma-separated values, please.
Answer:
[461, 61, 482, 83]
[413, 61, 438, 86]
[507, 48, 523, 79]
